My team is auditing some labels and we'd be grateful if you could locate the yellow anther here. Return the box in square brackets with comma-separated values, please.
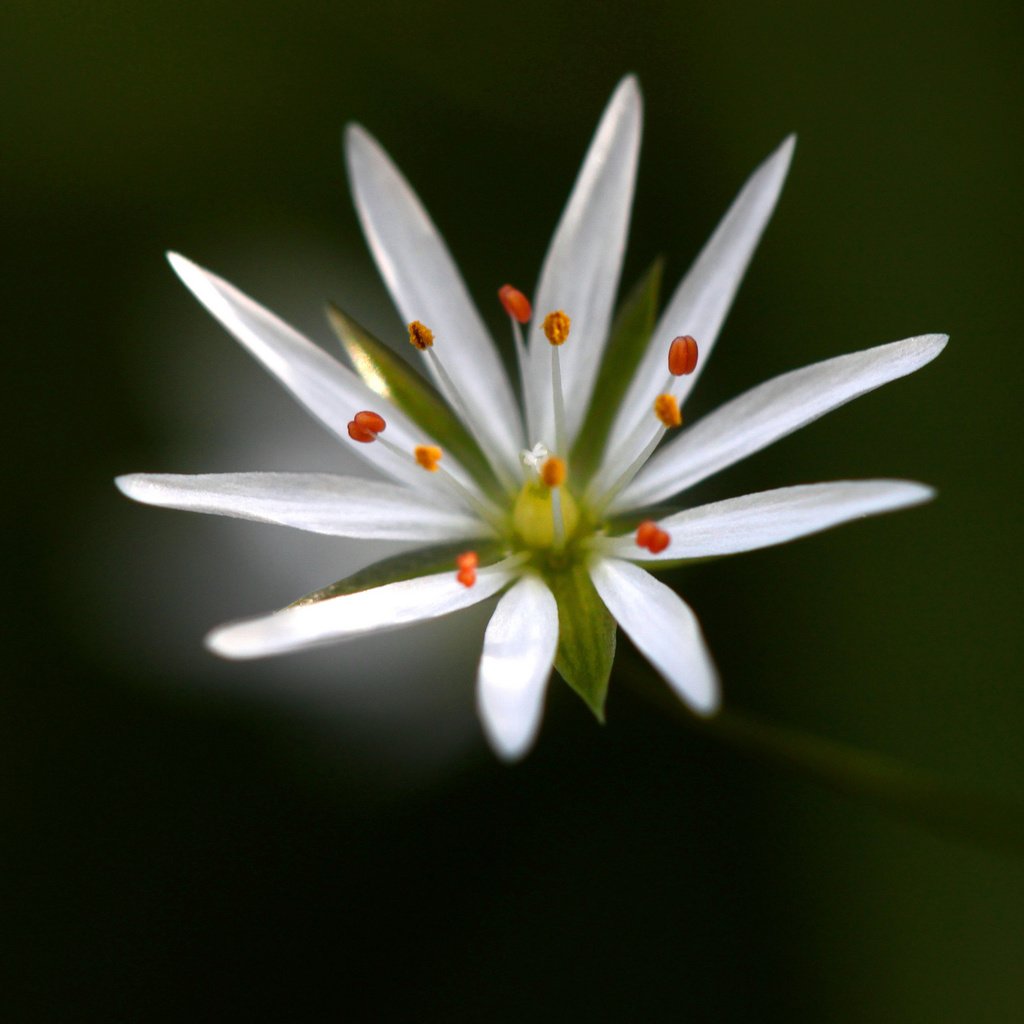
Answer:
[543, 310, 571, 346]
[653, 393, 682, 428]
[540, 456, 566, 488]
[414, 444, 443, 471]
[408, 320, 435, 351]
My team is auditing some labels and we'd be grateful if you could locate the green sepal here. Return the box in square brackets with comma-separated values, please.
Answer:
[326, 303, 501, 497]
[544, 562, 617, 722]
[571, 257, 664, 481]
[290, 539, 507, 607]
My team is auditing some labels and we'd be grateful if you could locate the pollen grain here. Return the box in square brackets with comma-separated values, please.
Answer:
[543, 310, 571, 346]
[653, 393, 682, 428]
[408, 320, 435, 350]
[414, 444, 443, 471]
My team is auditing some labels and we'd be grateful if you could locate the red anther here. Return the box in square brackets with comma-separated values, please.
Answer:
[498, 284, 532, 324]
[635, 520, 670, 554]
[635, 520, 659, 549]
[456, 551, 479, 571]
[668, 335, 699, 376]
[647, 527, 671, 554]
[353, 410, 386, 433]
[347, 422, 376, 442]
[456, 550, 479, 586]
[347, 410, 386, 443]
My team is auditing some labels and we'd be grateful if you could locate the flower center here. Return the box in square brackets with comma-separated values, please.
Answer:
[512, 478, 580, 549]
[513, 448, 579, 550]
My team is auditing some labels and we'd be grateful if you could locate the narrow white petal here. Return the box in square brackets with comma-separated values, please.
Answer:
[476, 575, 558, 761]
[590, 558, 719, 715]
[344, 125, 523, 477]
[207, 561, 517, 660]
[115, 472, 486, 541]
[167, 253, 479, 497]
[607, 480, 935, 561]
[528, 76, 643, 447]
[607, 136, 795, 451]
[612, 333, 948, 512]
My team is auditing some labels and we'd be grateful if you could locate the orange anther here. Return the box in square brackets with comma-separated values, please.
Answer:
[498, 284, 532, 324]
[542, 310, 571, 346]
[668, 335, 699, 376]
[456, 551, 479, 571]
[456, 567, 477, 588]
[347, 410, 386, 443]
[540, 456, 566, 488]
[653, 393, 682, 428]
[414, 444, 443, 471]
[408, 320, 435, 350]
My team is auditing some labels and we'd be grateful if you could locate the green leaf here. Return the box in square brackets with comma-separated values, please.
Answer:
[571, 257, 664, 481]
[545, 563, 617, 721]
[291, 539, 506, 607]
[326, 303, 501, 496]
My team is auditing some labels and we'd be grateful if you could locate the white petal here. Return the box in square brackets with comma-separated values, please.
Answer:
[344, 125, 523, 479]
[476, 575, 558, 761]
[207, 561, 517, 660]
[612, 333, 948, 512]
[167, 253, 479, 498]
[527, 76, 643, 447]
[607, 136, 795, 452]
[115, 472, 486, 541]
[590, 558, 718, 715]
[606, 480, 935, 561]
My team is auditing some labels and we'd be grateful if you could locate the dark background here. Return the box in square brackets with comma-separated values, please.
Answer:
[4, 1, 1022, 1020]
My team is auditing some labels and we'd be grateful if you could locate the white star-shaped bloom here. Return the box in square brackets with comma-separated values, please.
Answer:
[116, 76, 946, 760]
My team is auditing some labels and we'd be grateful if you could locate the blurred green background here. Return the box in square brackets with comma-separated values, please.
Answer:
[4, 0, 1022, 1019]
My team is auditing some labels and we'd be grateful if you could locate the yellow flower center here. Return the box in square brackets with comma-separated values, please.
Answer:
[512, 479, 580, 549]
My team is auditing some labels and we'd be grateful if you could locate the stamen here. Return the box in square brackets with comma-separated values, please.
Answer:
[407, 320, 434, 351]
[589, 398, 684, 513]
[635, 520, 671, 554]
[542, 311, 570, 458]
[543, 310, 571, 346]
[455, 550, 479, 588]
[588, 336, 697, 510]
[456, 551, 479, 571]
[498, 284, 532, 324]
[668, 335, 699, 376]
[414, 445, 443, 472]
[653, 393, 683, 429]
[359, 428, 500, 527]
[648, 529, 671, 554]
[540, 455, 566, 489]
[406, 316, 516, 491]
[354, 410, 387, 432]
[540, 456, 568, 547]
[510, 310, 535, 438]
[550, 346, 567, 457]
[346, 410, 387, 443]
[635, 520, 658, 548]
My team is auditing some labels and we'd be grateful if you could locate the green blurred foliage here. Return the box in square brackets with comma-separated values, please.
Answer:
[3, 0, 1022, 1020]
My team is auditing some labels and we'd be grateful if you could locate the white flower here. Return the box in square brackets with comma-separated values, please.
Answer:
[116, 76, 946, 761]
